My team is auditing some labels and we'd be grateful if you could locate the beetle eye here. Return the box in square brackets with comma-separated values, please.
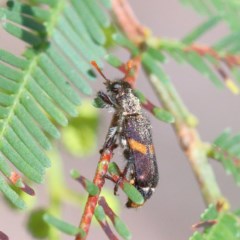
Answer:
[111, 83, 122, 92]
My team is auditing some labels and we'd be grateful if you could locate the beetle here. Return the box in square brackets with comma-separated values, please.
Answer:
[92, 61, 159, 208]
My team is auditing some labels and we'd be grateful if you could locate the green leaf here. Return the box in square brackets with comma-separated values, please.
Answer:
[153, 107, 175, 123]
[0, 174, 25, 209]
[108, 162, 121, 176]
[200, 204, 218, 221]
[70, 169, 99, 196]
[108, 162, 144, 206]
[190, 206, 240, 240]
[147, 47, 166, 62]
[142, 52, 170, 83]
[43, 214, 86, 237]
[180, 0, 240, 31]
[94, 205, 106, 222]
[213, 31, 240, 52]
[122, 182, 144, 207]
[213, 128, 231, 146]
[181, 51, 223, 88]
[182, 16, 221, 44]
[84, 0, 110, 28]
[113, 216, 132, 240]
[189, 232, 204, 240]
[0, 0, 110, 207]
[105, 54, 123, 68]
[113, 33, 139, 56]
[210, 129, 240, 184]
[100, 0, 112, 9]
[72, 0, 106, 45]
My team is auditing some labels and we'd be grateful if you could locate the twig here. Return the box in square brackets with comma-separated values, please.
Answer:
[185, 44, 240, 67]
[75, 144, 116, 240]
[148, 75, 228, 205]
[112, 0, 147, 44]
[192, 220, 217, 230]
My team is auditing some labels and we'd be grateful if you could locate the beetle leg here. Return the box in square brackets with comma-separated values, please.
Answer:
[97, 91, 116, 108]
[113, 149, 135, 195]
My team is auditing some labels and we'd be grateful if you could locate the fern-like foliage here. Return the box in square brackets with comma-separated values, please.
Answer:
[0, 0, 111, 208]
[180, 0, 240, 31]
[209, 129, 240, 185]
[190, 205, 240, 240]
[143, 16, 240, 94]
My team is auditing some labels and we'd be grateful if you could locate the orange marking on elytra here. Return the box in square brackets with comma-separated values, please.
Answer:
[149, 145, 155, 155]
[128, 139, 147, 154]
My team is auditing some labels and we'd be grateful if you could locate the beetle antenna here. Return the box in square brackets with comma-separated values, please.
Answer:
[123, 60, 134, 81]
[91, 61, 111, 83]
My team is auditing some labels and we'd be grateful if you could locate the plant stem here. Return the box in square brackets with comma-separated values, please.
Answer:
[148, 75, 228, 206]
[75, 147, 115, 240]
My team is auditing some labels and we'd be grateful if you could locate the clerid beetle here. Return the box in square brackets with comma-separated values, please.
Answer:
[92, 61, 159, 208]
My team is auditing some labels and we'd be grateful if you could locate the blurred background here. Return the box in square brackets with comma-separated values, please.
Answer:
[0, 0, 240, 239]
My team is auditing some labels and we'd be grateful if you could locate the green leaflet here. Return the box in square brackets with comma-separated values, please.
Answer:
[142, 52, 170, 83]
[211, 129, 240, 184]
[43, 214, 85, 237]
[113, 33, 139, 56]
[70, 169, 99, 196]
[182, 16, 221, 44]
[180, 0, 240, 31]
[0, 174, 26, 209]
[190, 205, 240, 240]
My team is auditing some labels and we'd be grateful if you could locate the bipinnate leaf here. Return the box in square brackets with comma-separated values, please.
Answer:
[210, 129, 240, 185]
[180, 0, 240, 31]
[0, 0, 110, 207]
[190, 205, 240, 240]
[182, 16, 221, 44]
[200, 204, 218, 221]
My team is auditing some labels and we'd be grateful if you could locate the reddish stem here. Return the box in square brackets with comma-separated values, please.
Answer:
[112, 0, 146, 44]
[192, 220, 217, 230]
[75, 148, 115, 240]
[185, 44, 240, 67]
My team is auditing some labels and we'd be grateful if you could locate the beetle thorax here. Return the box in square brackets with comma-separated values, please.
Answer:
[116, 90, 142, 115]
